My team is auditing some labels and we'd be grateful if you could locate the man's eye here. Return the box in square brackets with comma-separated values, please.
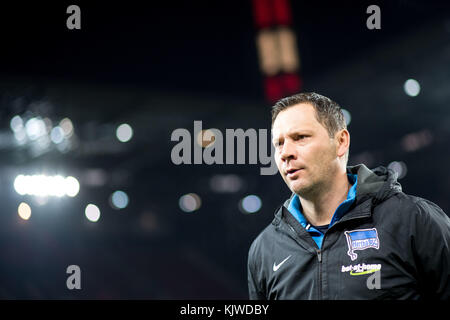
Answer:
[295, 135, 307, 140]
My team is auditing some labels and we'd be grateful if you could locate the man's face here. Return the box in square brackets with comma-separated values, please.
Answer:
[272, 103, 341, 196]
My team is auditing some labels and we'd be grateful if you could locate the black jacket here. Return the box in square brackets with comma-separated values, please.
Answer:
[248, 164, 450, 299]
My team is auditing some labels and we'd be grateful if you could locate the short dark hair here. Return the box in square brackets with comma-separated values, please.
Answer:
[271, 92, 347, 139]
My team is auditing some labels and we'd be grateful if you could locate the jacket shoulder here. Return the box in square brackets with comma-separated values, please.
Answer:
[409, 195, 450, 228]
[384, 192, 450, 230]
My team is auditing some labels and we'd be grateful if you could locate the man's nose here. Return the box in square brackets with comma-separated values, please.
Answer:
[280, 140, 296, 162]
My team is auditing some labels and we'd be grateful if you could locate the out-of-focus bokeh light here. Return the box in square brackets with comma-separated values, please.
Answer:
[179, 193, 201, 212]
[50, 126, 65, 144]
[65, 176, 80, 197]
[111, 190, 129, 209]
[25, 117, 46, 141]
[341, 108, 352, 126]
[209, 174, 243, 193]
[404, 79, 420, 97]
[85, 204, 100, 222]
[10, 115, 24, 132]
[256, 29, 279, 76]
[59, 118, 74, 137]
[277, 27, 300, 73]
[196, 129, 216, 148]
[14, 175, 80, 197]
[18, 202, 31, 220]
[10, 115, 76, 152]
[239, 195, 262, 214]
[388, 161, 408, 179]
[401, 130, 433, 152]
[116, 123, 133, 142]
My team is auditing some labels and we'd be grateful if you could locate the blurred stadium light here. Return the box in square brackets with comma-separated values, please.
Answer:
[179, 193, 202, 213]
[239, 195, 262, 214]
[85, 204, 101, 222]
[110, 190, 129, 209]
[14, 175, 80, 198]
[116, 123, 133, 143]
[17, 202, 32, 220]
[404, 79, 421, 97]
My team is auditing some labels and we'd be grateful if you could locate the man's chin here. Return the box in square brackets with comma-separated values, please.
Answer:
[289, 182, 307, 195]
[289, 181, 314, 196]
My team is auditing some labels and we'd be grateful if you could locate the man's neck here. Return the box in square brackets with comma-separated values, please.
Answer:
[299, 173, 351, 226]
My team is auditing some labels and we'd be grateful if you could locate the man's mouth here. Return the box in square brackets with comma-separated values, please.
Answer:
[286, 168, 303, 177]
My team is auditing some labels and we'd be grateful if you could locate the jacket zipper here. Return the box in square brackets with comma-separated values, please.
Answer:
[316, 249, 323, 300]
[281, 205, 372, 300]
[287, 223, 325, 299]
[314, 213, 371, 300]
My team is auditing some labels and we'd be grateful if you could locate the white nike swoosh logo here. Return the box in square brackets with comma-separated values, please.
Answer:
[273, 255, 292, 272]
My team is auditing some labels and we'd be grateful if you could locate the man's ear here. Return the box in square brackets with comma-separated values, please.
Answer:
[336, 129, 350, 158]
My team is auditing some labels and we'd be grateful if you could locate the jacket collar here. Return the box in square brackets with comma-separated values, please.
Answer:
[272, 163, 402, 226]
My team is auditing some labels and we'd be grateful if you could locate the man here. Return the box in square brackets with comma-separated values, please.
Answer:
[247, 92, 450, 299]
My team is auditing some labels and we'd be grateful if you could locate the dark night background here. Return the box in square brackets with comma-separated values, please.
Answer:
[0, 0, 449, 299]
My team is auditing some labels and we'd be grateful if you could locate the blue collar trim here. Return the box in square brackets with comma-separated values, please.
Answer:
[287, 174, 358, 248]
